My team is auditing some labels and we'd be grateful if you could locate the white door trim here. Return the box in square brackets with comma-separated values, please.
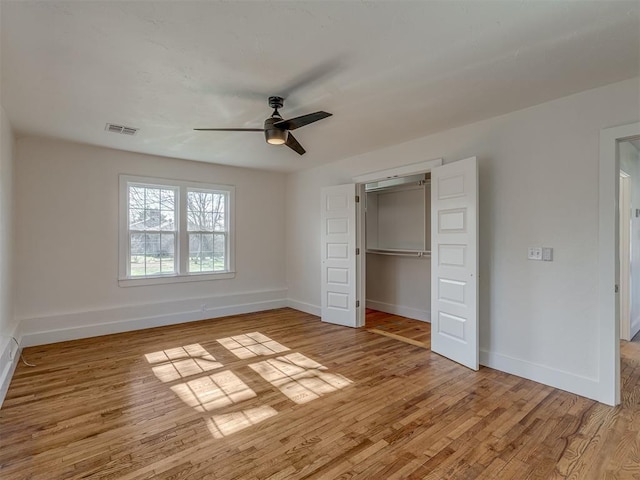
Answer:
[352, 158, 442, 184]
[599, 122, 640, 406]
[620, 171, 631, 341]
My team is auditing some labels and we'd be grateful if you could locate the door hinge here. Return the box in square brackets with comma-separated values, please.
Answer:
[356, 248, 360, 255]
[356, 300, 360, 308]
[615, 284, 619, 293]
[355, 195, 360, 203]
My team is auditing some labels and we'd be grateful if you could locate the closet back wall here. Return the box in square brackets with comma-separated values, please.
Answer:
[14, 138, 287, 345]
[365, 181, 431, 321]
[366, 254, 431, 321]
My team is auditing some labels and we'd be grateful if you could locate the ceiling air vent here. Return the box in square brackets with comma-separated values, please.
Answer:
[105, 123, 138, 135]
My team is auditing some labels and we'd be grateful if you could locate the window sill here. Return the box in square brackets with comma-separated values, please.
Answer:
[118, 271, 236, 287]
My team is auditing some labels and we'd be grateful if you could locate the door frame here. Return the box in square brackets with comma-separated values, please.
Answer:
[353, 159, 444, 328]
[620, 170, 631, 341]
[598, 122, 640, 406]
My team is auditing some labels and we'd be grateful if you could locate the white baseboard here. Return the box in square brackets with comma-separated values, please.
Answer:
[366, 300, 430, 322]
[0, 327, 21, 409]
[286, 299, 321, 317]
[480, 349, 603, 403]
[18, 289, 288, 347]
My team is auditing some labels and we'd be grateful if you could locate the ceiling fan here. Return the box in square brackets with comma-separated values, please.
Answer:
[195, 96, 332, 155]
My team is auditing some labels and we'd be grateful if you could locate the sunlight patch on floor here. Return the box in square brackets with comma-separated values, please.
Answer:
[170, 370, 256, 412]
[206, 405, 278, 439]
[249, 352, 352, 405]
[144, 333, 353, 439]
[217, 332, 289, 359]
[145, 343, 223, 382]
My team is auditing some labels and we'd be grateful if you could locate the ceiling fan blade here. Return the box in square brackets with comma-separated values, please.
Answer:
[274, 111, 332, 131]
[285, 133, 306, 155]
[194, 128, 264, 132]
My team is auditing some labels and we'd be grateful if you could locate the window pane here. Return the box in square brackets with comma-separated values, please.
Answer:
[213, 233, 226, 271]
[129, 208, 145, 229]
[160, 189, 175, 211]
[146, 188, 161, 210]
[146, 233, 160, 256]
[188, 211, 206, 231]
[160, 211, 175, 231]
[161, 259, 175, 273]
[201, 213, 212, 231]
[187, 191, 227, 233]
[145, 258, 161, 275]
[188, 233, 201, 272]
[130, 256, 146, 276]
[129, 233, 174, 277]
[131, 233, 145, 255]
[160, 233, 175, 256]
[213, 211, 225, 230]
[212, 193, 224, 210]
[130, 231, 146, 277]
[201, 233, 213, 252]
[128, 184, 176, 235]
[129, 187, 145, 209]
[145, 210, 161, 230]
[188, 233, 220, 273]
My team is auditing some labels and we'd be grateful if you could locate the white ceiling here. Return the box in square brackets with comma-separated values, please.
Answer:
[1, 1, 638, 172]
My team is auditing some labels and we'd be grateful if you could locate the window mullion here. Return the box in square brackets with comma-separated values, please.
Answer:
[179, 186, 188, 275]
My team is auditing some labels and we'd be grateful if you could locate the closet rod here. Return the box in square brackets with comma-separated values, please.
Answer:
[366, 249, 431, 258]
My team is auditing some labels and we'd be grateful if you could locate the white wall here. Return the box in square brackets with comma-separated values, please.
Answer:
[620, 140, 640, 339]
[0, 105, 17, 403]
[14, 138, 287, 345]
[286, 78, 640, 402]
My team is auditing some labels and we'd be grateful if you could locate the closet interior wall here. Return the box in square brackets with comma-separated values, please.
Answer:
[365, 175, 431, 322]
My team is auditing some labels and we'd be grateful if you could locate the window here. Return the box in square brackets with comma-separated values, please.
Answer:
[119, 176, 234, 286]
[187, 190, 227, 273]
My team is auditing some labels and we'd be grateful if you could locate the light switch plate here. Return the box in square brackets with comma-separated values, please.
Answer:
[542, 247, 553, 261]
[528, 247, 542, 260]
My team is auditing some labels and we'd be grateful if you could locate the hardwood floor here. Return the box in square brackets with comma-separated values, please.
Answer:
[1, 308, 639, 479]
[365, 309, 430, 349]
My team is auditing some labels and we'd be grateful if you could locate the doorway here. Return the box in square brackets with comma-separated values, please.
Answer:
[362, 172, 432, 348]
[598, 122, 640, 406]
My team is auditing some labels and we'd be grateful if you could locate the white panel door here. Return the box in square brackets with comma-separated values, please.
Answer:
[431, 157, 478, 370]
[321, 184, 358, 327]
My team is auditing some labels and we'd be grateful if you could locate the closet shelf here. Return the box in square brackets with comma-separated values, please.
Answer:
[366, 248, 431, 258]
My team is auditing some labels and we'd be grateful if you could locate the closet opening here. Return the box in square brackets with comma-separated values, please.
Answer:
[322, 156, 477, 369]
[362, 173, 432, 348]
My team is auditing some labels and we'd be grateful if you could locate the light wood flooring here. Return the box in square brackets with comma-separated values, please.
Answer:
[365, 309, 430, 349]
[1, 308, 639, 479]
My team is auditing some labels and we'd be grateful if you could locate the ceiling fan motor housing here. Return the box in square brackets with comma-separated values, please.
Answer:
[264, 117, 288, 145]
[268, 96, 285, 109]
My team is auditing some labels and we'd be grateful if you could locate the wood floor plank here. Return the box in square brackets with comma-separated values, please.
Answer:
[1, 307, 639, 479]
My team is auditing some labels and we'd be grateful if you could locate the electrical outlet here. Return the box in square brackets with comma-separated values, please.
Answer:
[528, 247, 542, 260]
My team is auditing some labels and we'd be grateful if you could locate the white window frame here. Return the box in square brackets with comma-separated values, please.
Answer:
[119, 175, 235, 287]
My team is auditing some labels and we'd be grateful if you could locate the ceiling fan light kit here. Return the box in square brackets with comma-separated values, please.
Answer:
[195, 95, 331, 155]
